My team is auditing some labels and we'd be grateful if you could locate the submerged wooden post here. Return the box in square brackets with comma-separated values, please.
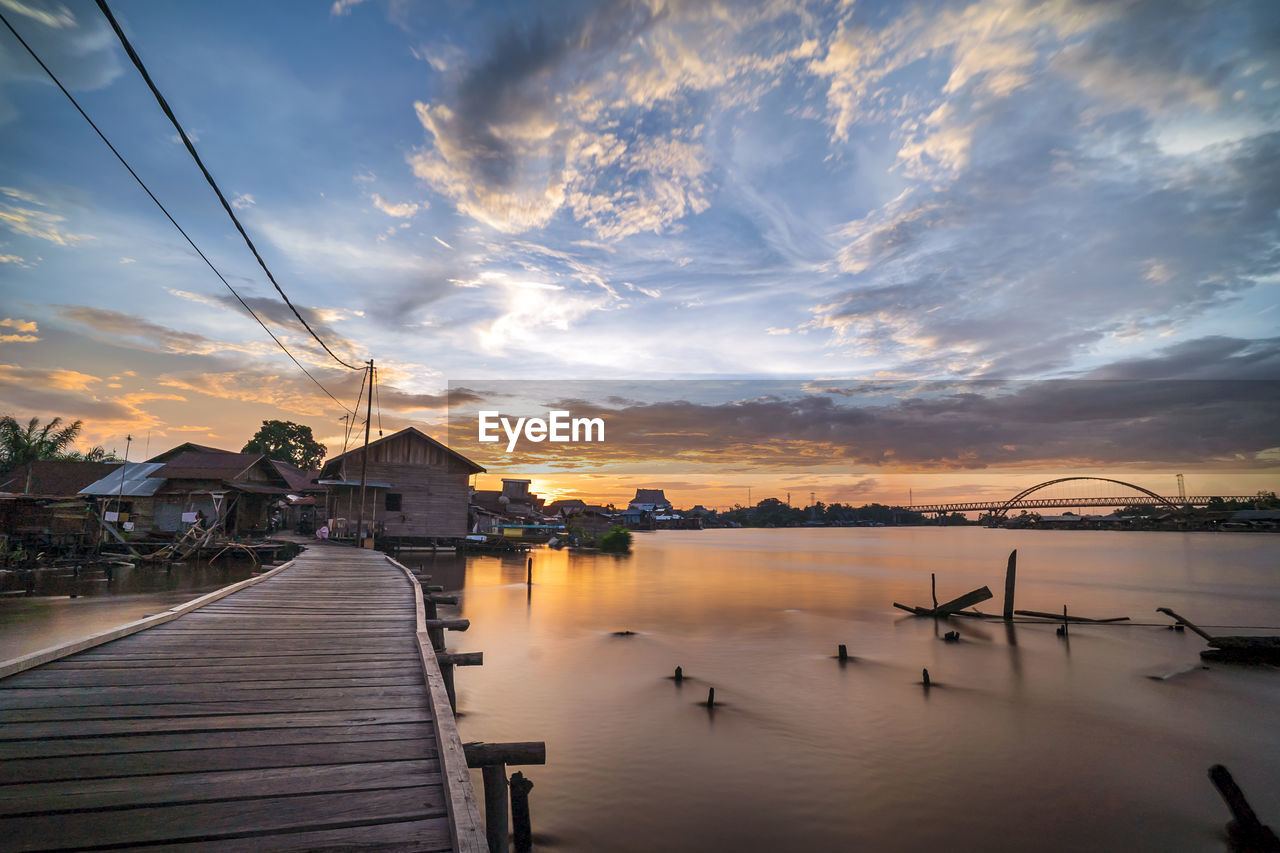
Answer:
[510, 771, 534, 852]
[838, 644, 848, 662]
[706, 687, 715, 708]
[527, 556, 532, 585]
[1003, 549, 1017, 621]
[922, 668, 931, 687]
[931, 572, 938, 611]
[674, 665, 683, 682]
[481, 764, 508, 853]
[1209, 764, 1280, 850]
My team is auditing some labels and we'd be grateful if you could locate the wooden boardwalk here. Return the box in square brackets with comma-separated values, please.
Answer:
[0, 545, 484, 852]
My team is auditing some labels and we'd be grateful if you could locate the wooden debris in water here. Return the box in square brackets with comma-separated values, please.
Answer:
[894, 584, 993, 618]
[1015, 610, 1130, 623]
[1159, 608, 1280, 664]
[1208, 764, 1280, 852]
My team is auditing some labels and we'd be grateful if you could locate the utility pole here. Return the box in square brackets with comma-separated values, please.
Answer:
[112, 434, 132, 529]
[355, 359, 374, 548]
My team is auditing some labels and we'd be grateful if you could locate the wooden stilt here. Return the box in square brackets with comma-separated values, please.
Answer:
[838, 644, 848, 661]
[674, 665, 683, 682]
[706, 687, 715, 708]
[1003, 549, 1016, 621]
[922, 668, 931, 687]
[481, 764, 508, 853]
[510, 771, 534, 853]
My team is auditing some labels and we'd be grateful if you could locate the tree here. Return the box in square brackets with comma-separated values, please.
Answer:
[60, 446, 122, 462]
[0, 416, 84, 494]
[242, 420, 327, 469]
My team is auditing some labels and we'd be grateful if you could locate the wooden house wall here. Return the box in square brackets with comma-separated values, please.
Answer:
[331, 458, 470, 538]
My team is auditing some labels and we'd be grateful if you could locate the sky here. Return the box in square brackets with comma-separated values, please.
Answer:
[0, 0, 1277, 508]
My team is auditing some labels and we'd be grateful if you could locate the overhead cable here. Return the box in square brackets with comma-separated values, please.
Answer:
[0, 10, 356, 417]
[95, 0, 365, 372]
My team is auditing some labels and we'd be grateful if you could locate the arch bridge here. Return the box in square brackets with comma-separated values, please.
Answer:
[907, 477, 1255, 517]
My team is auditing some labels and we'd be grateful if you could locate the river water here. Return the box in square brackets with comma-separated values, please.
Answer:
[407, 528, 1280, 852]
[2, 529, 1276, 850]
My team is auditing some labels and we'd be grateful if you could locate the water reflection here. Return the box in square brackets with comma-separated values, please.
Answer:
[424, 528, 1280, 853]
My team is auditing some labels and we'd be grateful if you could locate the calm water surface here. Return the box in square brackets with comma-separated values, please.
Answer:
[0, 562, 256, 661]
[409, 528, 1280, 852]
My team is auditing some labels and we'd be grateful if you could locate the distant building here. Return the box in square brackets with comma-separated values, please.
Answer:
[471, 478, 546, 521]
[629, 488, 672, 513]
[316, 427, 484, 541]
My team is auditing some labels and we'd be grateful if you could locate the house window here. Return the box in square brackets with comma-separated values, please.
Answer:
[385, 493, 402, 512]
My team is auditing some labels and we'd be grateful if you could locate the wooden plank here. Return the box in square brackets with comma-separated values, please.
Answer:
[2, 787, 447, 851]
[0, 759, 442, 815]
[0, 683, 430, 710]
[0, 739, 437, 785]
[143, 817, 453, 852]
[0, 706, 432, 741]
[0, 722, 434, 760]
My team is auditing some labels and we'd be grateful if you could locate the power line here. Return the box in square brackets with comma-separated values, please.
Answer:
[342, 368, 368, 454]
[95, 0, 365, 373]
[0, 9, 355, 417]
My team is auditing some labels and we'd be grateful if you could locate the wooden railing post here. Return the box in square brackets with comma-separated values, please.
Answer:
[464, 742, 546, 853]
[481, 764, 508, 853]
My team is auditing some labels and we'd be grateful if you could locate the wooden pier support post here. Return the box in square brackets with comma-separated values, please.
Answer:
[527, 556, 532, 586]
[510, 771, 534, 852]
[706, 687, 715, 708]
[922, 668, 931, 688]
[931, 572, 938, 611]
[838, 644, 848, 662]
[481, 765, 508, 853]
[437, 651, 482, 713]
[1003, 549, 1017, 621]
[674, 665, 683, 683]
[464, 742, 546, 853]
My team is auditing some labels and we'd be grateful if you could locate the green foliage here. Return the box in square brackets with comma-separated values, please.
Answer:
[719, 498, 934, 527]
[598, 525, 633, 553]
[242, 420, 327, 469]
[60, 446, 122, 462]
[0, 415, 84, 494]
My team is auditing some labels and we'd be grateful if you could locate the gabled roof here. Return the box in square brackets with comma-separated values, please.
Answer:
[319, 427, 485, 476]
[146, 442, 239, 463]
[269, 460, 321, 493]
[157, 451, 278, 483]
[0, 460, 122, 496]
[632, 488, 669, 504]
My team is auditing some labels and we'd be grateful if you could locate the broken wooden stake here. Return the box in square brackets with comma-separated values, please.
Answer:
[527, 556, 532, 586]
[674, 665, 683, 682]
[463, 741, 547, 853]
[510, 771, 535, 853]
[943, 631, 960, 642]
[931, 572, 938, 610]
[706, 687, 715, 708]
[838, 644, 848, 662]
[1003, 549, 1016, 621]
[922, 668, 931, 687]
[1209, 764, 1280, 852]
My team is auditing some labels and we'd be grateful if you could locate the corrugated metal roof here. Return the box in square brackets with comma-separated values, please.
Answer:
[78, 462, 168, 497]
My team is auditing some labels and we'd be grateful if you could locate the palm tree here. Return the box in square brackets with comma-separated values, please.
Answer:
[0, 416, 84, 494]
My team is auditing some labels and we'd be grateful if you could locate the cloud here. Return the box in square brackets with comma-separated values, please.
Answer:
[330, 0, 368, 16]
[231, 193, 256, 210]
[448, 377, 1280, 472]
[0, 1, 122, 124]
[370, 193, 422, 218]
[0, 189, 93, 246]
[406, 0, 806, 239]
[57, 305, 275, 359]
[0, 318, 37, 333]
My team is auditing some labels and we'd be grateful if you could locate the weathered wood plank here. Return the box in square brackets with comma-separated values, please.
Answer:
[0, 760, 443, 815]
[143, 817, 453, 852]
[2, 787, 447, 851]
